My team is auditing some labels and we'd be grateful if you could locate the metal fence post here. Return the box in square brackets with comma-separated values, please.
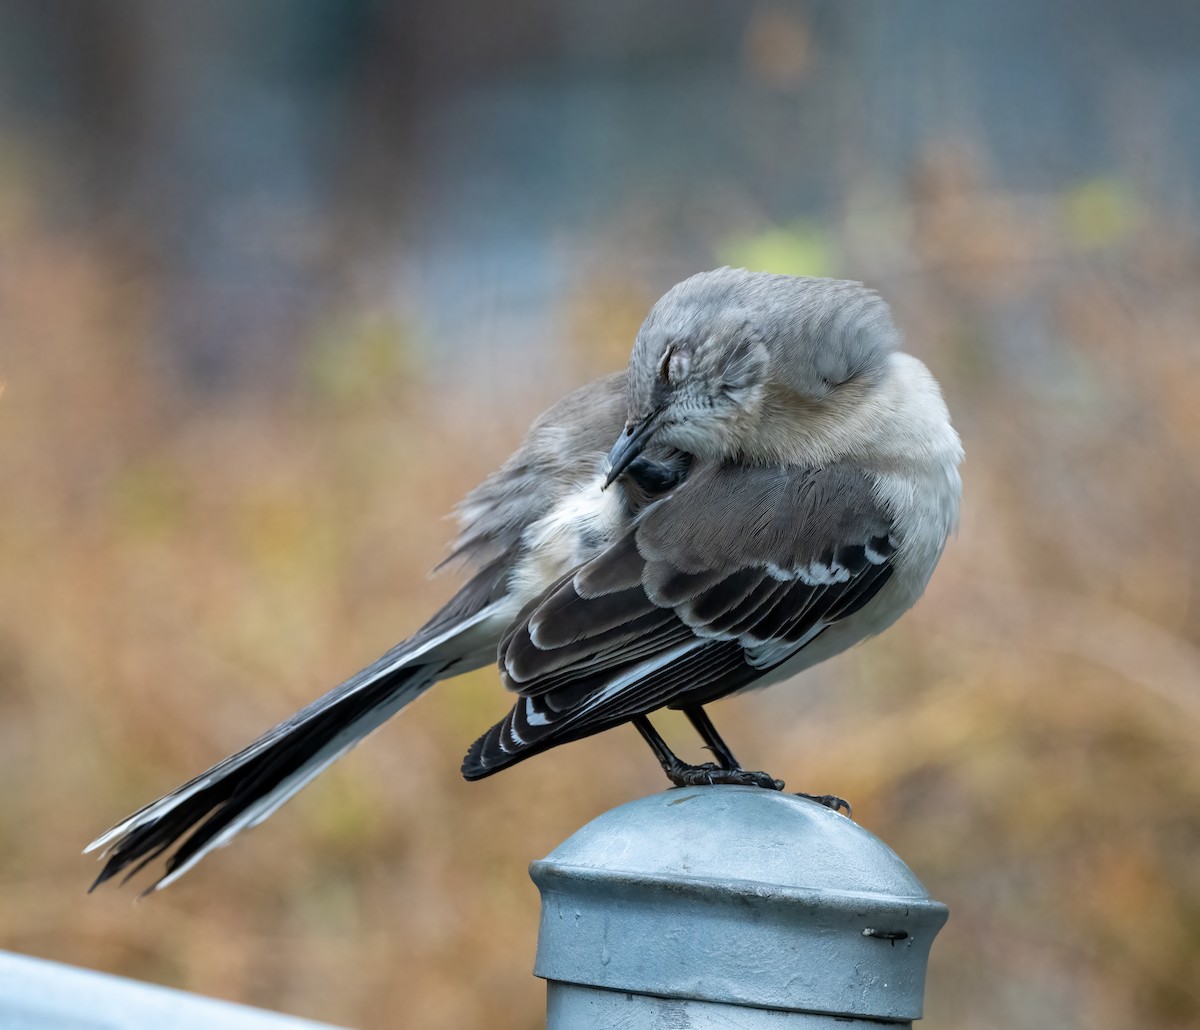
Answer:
[0, 950, 345, 1029]
[530, 785, 947, 1028]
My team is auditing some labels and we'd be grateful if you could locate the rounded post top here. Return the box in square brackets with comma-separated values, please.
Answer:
[531, 786, 947, 1023]
[537, 785, 931, 899]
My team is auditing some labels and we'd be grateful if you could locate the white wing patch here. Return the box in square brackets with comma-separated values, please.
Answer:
[524, 697, 550, 727]
[864, 542, 890, 564]
[766, 559, 851, 586]
[743, 622, 827, 670]
[578, 641, 702, 717]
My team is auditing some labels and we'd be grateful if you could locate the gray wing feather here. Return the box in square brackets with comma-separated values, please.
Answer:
[462, 462, 896, 778]
[438, 372, 629, 572]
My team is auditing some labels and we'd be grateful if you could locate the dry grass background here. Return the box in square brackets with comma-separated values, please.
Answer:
[1, 145, 1199, 1029]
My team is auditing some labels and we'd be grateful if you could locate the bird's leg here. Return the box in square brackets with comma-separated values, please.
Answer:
[684, 708, 851, 814]
[682, 707, 785, 789]
[683, 706, 741, 769]
[633, 714, 783, 791]
[633, 715, 710, 779]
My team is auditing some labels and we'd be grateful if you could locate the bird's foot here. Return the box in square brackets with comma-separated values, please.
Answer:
[667, 762, 784, 791]
[794, 792, 853, 817]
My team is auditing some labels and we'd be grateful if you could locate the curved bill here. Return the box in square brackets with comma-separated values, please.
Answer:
[602, 414, 661, 489]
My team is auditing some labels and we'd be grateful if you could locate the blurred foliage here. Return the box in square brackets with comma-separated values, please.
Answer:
[1064, 178, 1141, 252]
[720, 219, 837, 279]
[2, 114, 1200, 1030]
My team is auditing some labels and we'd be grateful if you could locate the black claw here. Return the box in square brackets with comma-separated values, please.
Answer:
[739, 770, 786, 791]
[667, 762, 785, 791]
[795, 792, 853, 817]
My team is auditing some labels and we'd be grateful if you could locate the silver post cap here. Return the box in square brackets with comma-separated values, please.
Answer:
[530, 786, 947, 1022]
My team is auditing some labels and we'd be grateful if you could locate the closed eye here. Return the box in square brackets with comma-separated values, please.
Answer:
[658, 346, 674, 382]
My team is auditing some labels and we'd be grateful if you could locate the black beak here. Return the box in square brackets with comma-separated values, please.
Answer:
[603, 415, 660, 489]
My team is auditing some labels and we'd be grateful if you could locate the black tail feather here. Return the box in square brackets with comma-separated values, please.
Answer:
[89, 664, 438, 892]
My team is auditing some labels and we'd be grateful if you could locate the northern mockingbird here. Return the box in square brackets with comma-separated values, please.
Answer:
[87, 268, 962, 892]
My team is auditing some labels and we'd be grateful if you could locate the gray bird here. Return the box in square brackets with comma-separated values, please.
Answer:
[87, 268, 962, 892]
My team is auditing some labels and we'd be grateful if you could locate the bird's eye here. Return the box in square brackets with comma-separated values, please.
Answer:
[658, 346, 675, 383]
[659, 345, 690, 384]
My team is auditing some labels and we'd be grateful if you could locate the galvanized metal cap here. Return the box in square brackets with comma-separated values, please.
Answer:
[530, 786, 947, 1022]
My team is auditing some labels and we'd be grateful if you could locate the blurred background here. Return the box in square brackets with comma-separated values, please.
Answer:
[1, 1, 1198, 1027]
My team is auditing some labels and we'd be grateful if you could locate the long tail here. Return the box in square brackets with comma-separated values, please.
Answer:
[86, 601, 502, 894]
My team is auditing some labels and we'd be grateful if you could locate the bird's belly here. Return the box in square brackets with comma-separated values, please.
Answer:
[507, 472, 627, 606]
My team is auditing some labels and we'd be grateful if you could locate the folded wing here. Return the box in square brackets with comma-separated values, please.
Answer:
[462, 462, 896, 777]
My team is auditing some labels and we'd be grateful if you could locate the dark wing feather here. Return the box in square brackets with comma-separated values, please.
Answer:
[461, 462, 896, 779]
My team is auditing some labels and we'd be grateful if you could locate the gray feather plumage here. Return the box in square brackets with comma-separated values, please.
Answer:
[465, 461, 896, 776]
[87, 267, 961, 890]
[440, 372, 628, 572]
[627, 268, 896, 425]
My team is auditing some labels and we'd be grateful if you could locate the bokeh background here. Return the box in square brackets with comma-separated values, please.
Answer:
[2, 2, 1199, 1027]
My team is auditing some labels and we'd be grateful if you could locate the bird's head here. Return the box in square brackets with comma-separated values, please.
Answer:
[605, 268, 899, 485]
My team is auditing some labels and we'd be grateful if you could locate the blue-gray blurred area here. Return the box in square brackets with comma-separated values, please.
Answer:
[2, 5, 1200, 1030]
[2, 0, 1196, 387]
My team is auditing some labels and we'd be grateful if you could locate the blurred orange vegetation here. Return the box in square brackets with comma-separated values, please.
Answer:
[1, 142, 1199, 1030]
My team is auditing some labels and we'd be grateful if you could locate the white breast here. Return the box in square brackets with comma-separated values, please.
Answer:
[508, 473, 630, 606]
[739, 352, 963, 694]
